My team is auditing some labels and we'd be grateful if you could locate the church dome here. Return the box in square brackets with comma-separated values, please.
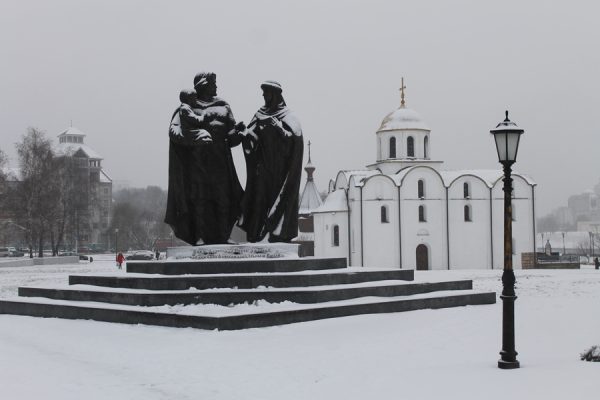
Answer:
[378, 107, 430, 132]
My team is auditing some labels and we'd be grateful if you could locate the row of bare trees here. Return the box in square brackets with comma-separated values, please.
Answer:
[1, 127, 172, 256]
[0, 128, 89, 256]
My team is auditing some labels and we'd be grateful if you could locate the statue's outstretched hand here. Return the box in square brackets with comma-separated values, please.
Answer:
[235, 121, 246, 132]
[269, 117, 291, 137]
[194, 129, 213, 143]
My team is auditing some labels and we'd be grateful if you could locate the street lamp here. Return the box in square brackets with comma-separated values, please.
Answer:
[115, 228, 119, 255]
[491, 110, 523, 370]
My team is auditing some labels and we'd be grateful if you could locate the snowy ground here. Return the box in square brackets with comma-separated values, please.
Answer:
[0, 256, 599, 400]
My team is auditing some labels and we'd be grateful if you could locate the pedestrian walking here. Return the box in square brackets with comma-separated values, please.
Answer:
[116, 252, 125, 269]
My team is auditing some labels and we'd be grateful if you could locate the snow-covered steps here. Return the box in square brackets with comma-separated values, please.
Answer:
[126, 257, 347, 275]
[18, 279, 473, 307]
[0, 290, 496, 330]
[68, 268, 414, 290]
[0, 257, 496, 330]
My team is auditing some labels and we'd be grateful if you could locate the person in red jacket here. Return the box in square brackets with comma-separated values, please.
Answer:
[116, 252, 125, 269]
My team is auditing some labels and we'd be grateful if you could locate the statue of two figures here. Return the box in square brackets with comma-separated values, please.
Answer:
[165, 72, 303, 246]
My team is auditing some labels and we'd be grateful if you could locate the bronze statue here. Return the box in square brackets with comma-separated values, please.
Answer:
[239, 80, 303, 242]
[165, 72, 245, 245]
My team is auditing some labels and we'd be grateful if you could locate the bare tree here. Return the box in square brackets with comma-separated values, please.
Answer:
[13, 128, 56, 257]
[47, 154, 84, 255]
[0, 148, 7, 205]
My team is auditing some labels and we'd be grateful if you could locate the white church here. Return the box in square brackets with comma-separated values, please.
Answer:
[312, 85, 537, 270]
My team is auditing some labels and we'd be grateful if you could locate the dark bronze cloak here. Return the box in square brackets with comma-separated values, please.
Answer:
[239, 105, 303, 242]
[165, 98, 243, 245]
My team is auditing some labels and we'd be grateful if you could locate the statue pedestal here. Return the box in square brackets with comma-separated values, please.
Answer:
[166, 243, 300, 260]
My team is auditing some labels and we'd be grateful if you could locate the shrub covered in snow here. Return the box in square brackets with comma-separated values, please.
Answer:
[580, 346, 600, 362]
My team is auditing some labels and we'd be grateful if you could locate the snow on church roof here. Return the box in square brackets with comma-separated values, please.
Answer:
[439, 169, 536, 187]
[336, 169, 380, 188]
[299, 180, 323, 214]
[312, 189, 347, 213]
[341, 167, 535, 188]
[378, 107, 430, 132]
[439, 169, 504, 187]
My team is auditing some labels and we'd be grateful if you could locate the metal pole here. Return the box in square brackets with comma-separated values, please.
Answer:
[499, 161, 520, 369]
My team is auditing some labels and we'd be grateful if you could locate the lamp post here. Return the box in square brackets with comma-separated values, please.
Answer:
[562, 232, 566, 255]
[491, 110, 523, 370]
[115, 228, 119, 256]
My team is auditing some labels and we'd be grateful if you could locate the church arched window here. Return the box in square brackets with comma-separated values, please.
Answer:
[381, 205, 389, 223]
[407, 136, 415, 157]
[332, 225, 340, 247]
[418, 179, 425, 199]
[464, 205, 472, 222]
[418, 205, 426, 222]
[463, 182, 470, 199]
[424, 136, 429, 159]
[389, 137, 396, 158]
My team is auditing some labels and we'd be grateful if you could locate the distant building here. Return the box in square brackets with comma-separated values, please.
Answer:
[56, 127, 112, 248]
[313, 84, 536, 269]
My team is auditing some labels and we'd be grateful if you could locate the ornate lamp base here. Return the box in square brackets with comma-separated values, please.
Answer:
[498, 360, 520, 369]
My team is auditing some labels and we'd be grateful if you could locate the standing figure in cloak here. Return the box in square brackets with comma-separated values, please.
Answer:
[165, 72, 245, 245]
[239, 80, 303, 243]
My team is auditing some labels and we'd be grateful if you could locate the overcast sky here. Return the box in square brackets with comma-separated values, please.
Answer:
[1, 0, 598, 215]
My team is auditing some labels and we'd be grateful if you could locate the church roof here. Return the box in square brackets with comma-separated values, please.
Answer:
[312, 189, 347, 213]
[341, 167, 535, 188]
[378, 107, 429, 132]
[299, 180, 323, 214]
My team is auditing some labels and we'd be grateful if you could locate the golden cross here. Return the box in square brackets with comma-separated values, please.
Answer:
[400, 77, 406, 108]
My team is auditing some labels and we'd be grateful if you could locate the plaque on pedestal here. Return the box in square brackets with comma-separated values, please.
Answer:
[166, 243, 300, 260]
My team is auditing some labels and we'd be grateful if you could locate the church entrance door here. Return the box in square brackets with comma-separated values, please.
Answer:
[416, 244, 429, 270]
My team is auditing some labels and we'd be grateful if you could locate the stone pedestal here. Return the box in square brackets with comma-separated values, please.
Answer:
[166, 243, 300, 260]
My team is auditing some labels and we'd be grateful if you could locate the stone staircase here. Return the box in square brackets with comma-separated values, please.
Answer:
[0, 257, 496, 330]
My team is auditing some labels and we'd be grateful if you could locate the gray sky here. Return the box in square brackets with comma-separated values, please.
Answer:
[1, 0, 598, 215]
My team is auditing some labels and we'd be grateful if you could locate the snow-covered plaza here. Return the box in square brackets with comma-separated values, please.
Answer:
[0, 256, 598, 400]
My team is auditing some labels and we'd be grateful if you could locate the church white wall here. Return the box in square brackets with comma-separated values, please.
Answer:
[447, 176, 493, 269]
[348, 178, 363, 266]
[491, 175, 535, 269]
[361, 176, 399, 268]
[399, 167, 447, 270]
[377, 130, 430, 160]
[313, 211, 348, 261]
[315, 170, 535, 271]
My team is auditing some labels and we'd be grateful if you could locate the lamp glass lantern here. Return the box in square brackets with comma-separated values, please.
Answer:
[490, 111, 524, 163]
